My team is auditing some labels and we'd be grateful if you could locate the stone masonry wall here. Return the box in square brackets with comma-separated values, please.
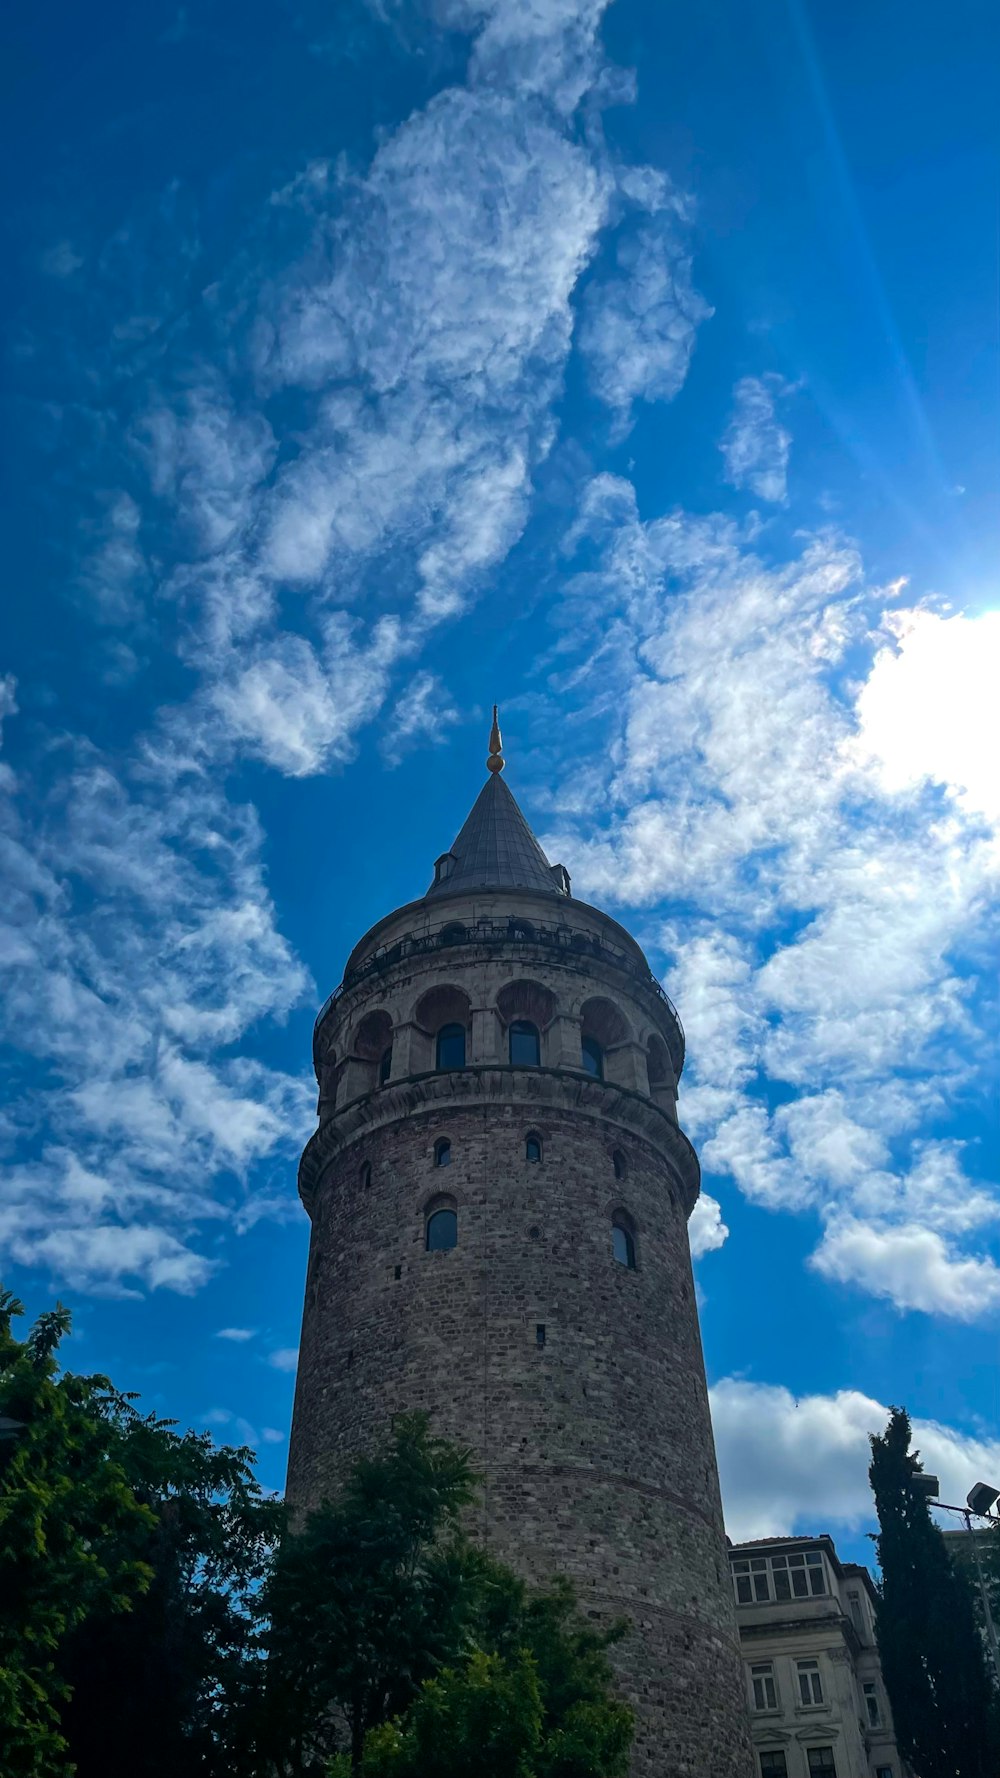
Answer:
[287, 887, 753, 1776]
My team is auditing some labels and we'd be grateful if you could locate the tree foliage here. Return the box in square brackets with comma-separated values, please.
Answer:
[59, 1394, 284, 1778]
[263, 1417, 633, 1778]
[869, 1406, 1000, 1778]
[2, 1296, 631, 1778]
[0, 1289, 154, 1776]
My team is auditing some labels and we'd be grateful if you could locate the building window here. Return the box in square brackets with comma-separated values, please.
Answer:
[797, 1660, 824, 1707]
[436, 1023, 466, 1069]
[875, 1768, 894, 1778]
[848, 1591, 865, 1636]
[611, 1217, 636, 1270]
[581, 1036, 604, 1079]
[425, 1206, 458, 1251]
[434, 1138, 452, 1168]
[360, 1162, 371, 1189]
[509, 1020, 540, 1066]
[525, 1133, 542, 1163]
[863, 1683, 881, 1728]
[750, 1663, 778, 1711]
[759, 1756, 788, 1778]
[379, 1045, 393, 1085]
[806, 1752, 836, 1777]
[733, 1549, 827, 1605]
[612, 1149, 627, 1180]
[732, 1557, 771, 1604]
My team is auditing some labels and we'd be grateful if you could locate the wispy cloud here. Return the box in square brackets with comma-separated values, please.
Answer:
[542, 476, 1000, 1320]
[0, 710, 311, 1296]
[579, 213, 711, 433]
[720, 373, 793, 503]
[268, 1346, 299, 1373]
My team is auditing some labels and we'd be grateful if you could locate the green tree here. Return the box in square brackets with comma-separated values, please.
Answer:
[0, 1288, 153, 1777]
[869, 1407, 1000, 1778]
[330, 1576, 634, 1778]
[260, 1415, 480, 1773]
[264, 1417, 633, 1778]
[59, 1395, 284, 1778]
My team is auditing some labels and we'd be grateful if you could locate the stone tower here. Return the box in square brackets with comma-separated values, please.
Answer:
[286, 715, 753, 1778]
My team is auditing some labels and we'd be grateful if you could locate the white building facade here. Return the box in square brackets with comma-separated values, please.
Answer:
[729, 1535, 906, 1778]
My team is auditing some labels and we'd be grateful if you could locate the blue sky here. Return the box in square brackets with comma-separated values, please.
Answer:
[1, 0, 998, 1555]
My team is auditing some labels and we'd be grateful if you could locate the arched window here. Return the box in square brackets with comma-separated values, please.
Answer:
[379, 1045, 393, 1085]
[612, 1217, 636, 1270]
[581, 1036, 604, 1079]
[434, 1138, 452, 1168]
[436, 1023, 466, 1069]
[426, 1204, 458, 1251]
[509, 1020, 540, 1066]
[525, 1133, 542, 1163]
[613, 1149, 627, 1181]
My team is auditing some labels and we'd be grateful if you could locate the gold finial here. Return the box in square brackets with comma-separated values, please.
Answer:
[486, 703, 505, 774]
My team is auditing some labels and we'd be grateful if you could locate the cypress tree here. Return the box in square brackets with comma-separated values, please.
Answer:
[869, 1407, 999, 1778]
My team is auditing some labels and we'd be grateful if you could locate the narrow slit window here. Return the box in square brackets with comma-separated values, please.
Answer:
[379, 1045, 393, 1085]
[360, 1162, 372, 1189]
[612, 1218, 636, 1270]
[612, 1149, 627, 1180]
[525, 1133, 542, 1163]
[434, 1138, 452, 1168]
[581, 1036, 604, 1079]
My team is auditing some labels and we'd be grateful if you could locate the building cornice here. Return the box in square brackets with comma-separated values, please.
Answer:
[298, 1063, 701, 1213]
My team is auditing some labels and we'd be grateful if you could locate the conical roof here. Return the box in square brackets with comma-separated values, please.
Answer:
[425, 771, 563, 900]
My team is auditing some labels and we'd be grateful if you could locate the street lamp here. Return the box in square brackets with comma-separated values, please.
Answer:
[922, 1479, 1000, 1683]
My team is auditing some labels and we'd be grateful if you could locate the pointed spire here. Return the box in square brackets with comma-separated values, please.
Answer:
[425, 708, 570, 900]
[487, 704, 505, 775]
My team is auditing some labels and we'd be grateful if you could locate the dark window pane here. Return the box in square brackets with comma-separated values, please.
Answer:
[612, 1223, 636, 1269]
[774, 1569, 791, 1600]
[736, 1576, 753, 1603]
[509, 1021, 540, 1066]
[379, 1045, 392, 1084]
[792, 1569, 809, 1597]
[807, 1752, 836, 1776]
[435, 1139, 451, 1167]
[525, 1136, 542, 1162]
[760, 1756, 787, 1778]
[753, 1573, 770, 1602]
[426, 1209, 458, 1251]
[809, 1566, 826, 1595]
[581, 1036, 604, 1079]
[436, 1023, 466, 1069]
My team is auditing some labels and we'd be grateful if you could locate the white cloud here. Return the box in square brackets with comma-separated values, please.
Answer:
[137, 384, 277, 557]
[261, 1426, 286, 1443]
[543, 482, 999, 1319]
[851, 606, 1000, 826]
[711, 1377, 1000, 1542]
[216, 1327, 257, 1342]
[688, 1191, 729, 1259]
[381, 672, 460, 767]
[206, 616, 405, 777]
[811, 1220, 1000, 1321]
[579, 219, 710, 431]
[720, 374, 792, 504]
[0, 739, 311, 1297]
[268, 1346, 299, 1372]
